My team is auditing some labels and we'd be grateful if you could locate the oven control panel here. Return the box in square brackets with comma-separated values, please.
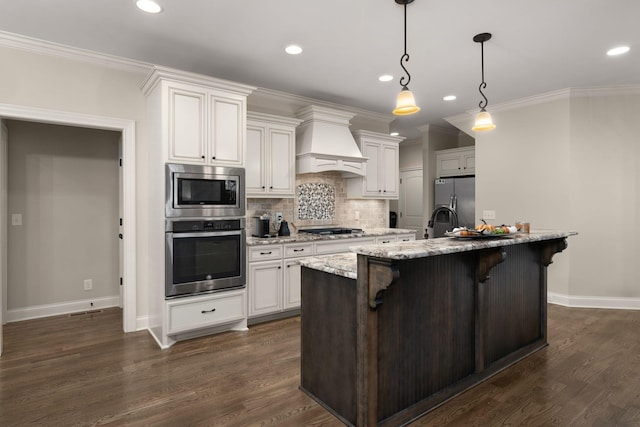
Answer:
[168, 219, 245, 233]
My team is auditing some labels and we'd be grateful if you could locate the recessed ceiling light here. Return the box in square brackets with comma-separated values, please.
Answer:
[443, 95, 457, 101]
[379, 75, 393, 82]
[136, 0, 162, 14]
[390, 131, 400, 136]
[607, 46, 630, 56]
[285, 45, 303, 55]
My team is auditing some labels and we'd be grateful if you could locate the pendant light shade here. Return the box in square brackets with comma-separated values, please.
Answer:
[393, 86, 420, 115]
[472, 33, 496, 132]
[472, 110, 496, 132]
[392, 0, 420, 116]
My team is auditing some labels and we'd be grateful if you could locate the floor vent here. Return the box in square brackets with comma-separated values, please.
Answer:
[69, 310, 104, 317]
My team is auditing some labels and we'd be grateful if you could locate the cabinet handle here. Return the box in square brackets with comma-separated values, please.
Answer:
[212, 156, 216, 160]
[278, 266, 282, 269]
[381, 240, 390, 244]
[201, 308, 216, 314]
[201, 155, 205, 159]
[401, 238, 411, 242]
[293, 248, 304, 252]
[378, 189, 382, 193]
[260, 251, 272, 255]
[262, 186, 265, 189]
[270, 186, 273, 189]
[383, 190, 386, 193]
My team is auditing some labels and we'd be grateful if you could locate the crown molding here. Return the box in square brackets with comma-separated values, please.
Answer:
[0, 30, 153, 74]
[251, 87, 394, 125]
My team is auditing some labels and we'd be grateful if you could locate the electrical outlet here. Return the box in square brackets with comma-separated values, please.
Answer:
[83, 279, 93, 291]
[275, 212, 283, 222]
[482, 210, 496, 220]
[355, 211, 360, 220]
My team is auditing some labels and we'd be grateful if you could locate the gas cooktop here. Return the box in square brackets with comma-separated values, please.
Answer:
[298, 227, 364, 236]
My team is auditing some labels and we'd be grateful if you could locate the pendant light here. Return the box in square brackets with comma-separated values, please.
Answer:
[392, 0, 420, 116]
[471, 33, 496, 132]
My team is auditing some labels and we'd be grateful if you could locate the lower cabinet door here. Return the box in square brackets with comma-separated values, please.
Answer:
[166, 290, 246, 334]
[248, 260, 283, 317]
[284, 259, 302, 309]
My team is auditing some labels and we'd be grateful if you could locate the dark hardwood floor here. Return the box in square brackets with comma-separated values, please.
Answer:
[0, 304, 638, 426]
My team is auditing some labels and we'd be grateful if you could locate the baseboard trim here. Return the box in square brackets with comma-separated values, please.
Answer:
[6, 296, 120, 323]
[548, 292, 640, 310]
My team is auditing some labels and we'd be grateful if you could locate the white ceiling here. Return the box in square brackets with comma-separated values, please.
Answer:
[0, 0, 638, 138]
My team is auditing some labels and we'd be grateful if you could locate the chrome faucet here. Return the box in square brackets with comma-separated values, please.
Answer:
[425, 206, 459, 239]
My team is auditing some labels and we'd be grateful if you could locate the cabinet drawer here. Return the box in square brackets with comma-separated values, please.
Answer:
[375, 236, 396, 244]
[397, 234, 416, 242]
[314, 237, 375, 255]
[248, 245, 283, 261]
[284, 243, 314, 258]
[167, 291, 246, 334]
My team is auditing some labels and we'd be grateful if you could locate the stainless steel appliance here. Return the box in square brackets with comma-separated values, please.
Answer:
[166, 163, 245, 218]
[165, 218, 246, 298]
[428, 176, 475, 238]
[252, 217, 270, 238]
[298, 227, 364, 236]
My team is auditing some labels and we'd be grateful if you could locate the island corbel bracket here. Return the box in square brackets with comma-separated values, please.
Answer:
[477, 248, 507, 283]
[541, 238, 568, 266]
[368, 259, 400, 309]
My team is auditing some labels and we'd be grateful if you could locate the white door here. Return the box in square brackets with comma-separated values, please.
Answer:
[398, 169, 423, 238]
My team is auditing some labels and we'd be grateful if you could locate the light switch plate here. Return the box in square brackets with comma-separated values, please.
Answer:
[482, 210, 496, 220]
[11, 214, 22, 226]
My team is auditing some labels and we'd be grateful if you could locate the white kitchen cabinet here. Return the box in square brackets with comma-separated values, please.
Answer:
[436, 147, 475, 177]
[248, 242, 311, 319]
[167, 83, 246, 166]
[248, 259, 283, 317]
[246, 112, 302, 198]
[346, 130, 403, 199]
[166, 289, 246, 335]
[142, 66, 255, 348]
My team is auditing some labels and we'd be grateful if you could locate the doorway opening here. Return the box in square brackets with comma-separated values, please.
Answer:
[0, 105, 136, 355]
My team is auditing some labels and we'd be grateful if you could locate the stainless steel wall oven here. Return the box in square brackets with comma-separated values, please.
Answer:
[165, 218, 246, 298]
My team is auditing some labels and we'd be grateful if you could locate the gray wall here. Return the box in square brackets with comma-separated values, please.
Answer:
[7, 120, 120, 310]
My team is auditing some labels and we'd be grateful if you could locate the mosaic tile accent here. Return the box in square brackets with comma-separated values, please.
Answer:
[297, 183, 335, 220]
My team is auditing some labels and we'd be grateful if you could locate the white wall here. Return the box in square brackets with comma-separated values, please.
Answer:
[7, 121, 120, 309]
[0, 46, 150, 317]
[475, 90, 640, 301]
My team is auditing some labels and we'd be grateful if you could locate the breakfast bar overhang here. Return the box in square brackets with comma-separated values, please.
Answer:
[299, 231, 576, 427]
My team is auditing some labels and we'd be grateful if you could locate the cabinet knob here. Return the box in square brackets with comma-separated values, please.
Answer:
[278, 266, 282, 269]
[261, 186, 265, 189]
[212, 156, 216, 160]
[201, 155, 205, 159]
[270, 186, 273, 189]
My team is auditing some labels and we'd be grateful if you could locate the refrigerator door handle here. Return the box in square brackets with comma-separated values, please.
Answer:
[453, 195, 457, 212]
[449, 195, 455, 210]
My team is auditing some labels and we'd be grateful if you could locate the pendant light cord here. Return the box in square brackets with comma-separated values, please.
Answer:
[399, 2, 411, 89]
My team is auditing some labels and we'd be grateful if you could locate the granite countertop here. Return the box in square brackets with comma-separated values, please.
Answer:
[246, 228, 416, 246]
[351, 230, 577, 260]
[297, 230, 577, 277]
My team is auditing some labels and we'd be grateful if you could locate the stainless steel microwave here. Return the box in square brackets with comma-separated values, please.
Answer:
[165, 163, 245, 218]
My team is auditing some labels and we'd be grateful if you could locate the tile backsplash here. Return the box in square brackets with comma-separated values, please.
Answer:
[247, 172, 388, 236]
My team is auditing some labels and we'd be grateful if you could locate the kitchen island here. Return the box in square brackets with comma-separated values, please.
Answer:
[298, 231, 576, 427]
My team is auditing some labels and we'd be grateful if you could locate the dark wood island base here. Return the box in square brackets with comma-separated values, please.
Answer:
[299, 232, 574, 427]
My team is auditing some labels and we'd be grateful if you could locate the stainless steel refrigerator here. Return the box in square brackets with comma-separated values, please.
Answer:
[429, 176, 475, 238]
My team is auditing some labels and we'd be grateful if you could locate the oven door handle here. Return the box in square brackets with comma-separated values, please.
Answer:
[169, 230, 243, 238]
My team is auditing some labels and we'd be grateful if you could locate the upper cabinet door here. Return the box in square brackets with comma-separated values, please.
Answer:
[209, 95, 244, 166]
[382, 143, 399, 197]
[268, 127, 295, 196]
[362, 141, 381, 196]
[168, 87, 207, 164]
[246, 123, 267, 194]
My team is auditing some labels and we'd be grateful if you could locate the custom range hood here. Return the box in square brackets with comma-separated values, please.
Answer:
[295, 105, 366, 176]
